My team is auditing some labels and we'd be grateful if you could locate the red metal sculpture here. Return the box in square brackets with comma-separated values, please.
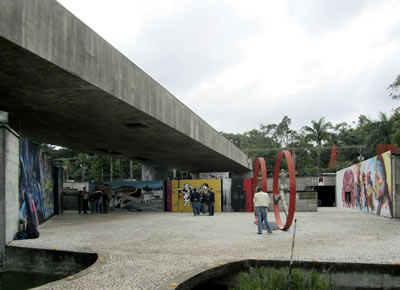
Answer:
[252, 151, 296, 230]
[273, 150, 296, 230]
[253, 157, 267, 196]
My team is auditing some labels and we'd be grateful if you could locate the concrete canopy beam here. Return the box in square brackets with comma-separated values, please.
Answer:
[0, 0, 250, 173]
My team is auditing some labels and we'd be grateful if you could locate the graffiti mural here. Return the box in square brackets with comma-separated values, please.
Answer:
[89, 180, 165, 211]
[222, 179, 232, 212]
[171, 179, 221, 212]
[19, 137, 54, 226]
[53, 167, 64, 215]
[336, 151, 393, 218]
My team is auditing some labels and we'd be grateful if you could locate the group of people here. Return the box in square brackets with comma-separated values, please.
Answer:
[190, 188, 215, 216]
[77, 186, 109, 214]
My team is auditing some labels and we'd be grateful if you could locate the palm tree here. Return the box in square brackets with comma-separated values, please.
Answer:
[302, 117, 333, 176]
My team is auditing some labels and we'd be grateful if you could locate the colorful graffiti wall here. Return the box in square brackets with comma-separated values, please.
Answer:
[19, 137, 55, 226]
[171, 179, 221, 212]
[336, 151, 393, 218]
[53, 167, 64, 215]
[89, 180, 165, 211]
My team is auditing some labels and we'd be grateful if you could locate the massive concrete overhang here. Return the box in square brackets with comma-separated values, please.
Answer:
[0, 0, 251, 173]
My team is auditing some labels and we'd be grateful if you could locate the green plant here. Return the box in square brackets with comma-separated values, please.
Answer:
[231, 266, 331, 290]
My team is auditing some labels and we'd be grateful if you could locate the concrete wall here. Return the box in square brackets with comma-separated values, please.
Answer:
[264, 175, 335, 192]
[0, 124, 19, 266]
[6, 246, 97, 275]
[266, 191, 317, 213]
[63, 182, 89, 191]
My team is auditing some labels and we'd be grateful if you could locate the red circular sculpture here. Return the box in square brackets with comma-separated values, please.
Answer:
[252, 157, 267, 216]
[253, 157, 267, 195]
[273, 150, 296, 230]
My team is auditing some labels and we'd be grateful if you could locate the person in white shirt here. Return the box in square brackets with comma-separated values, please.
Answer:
[253, 187, 273, 234]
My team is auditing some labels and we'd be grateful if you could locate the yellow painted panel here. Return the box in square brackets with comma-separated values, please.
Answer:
[171, 179, 221, 212]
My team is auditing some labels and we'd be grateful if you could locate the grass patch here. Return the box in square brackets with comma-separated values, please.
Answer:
[231, 266, 332, 290]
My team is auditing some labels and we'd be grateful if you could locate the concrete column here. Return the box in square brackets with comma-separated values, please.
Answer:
[0, 121, 20, 266]
[141, 162, 168, 181]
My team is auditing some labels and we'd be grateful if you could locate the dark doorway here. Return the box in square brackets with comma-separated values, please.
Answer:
[315, 186, 336, 207]
[231, 179, 247, 212]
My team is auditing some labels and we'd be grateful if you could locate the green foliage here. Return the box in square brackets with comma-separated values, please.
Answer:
[389, 74, 400, 100]
[231, 267, 331, 290]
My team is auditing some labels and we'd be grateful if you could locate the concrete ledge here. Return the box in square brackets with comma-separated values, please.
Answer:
[5, 245, 98, 275]
[161, 259, 400, 289]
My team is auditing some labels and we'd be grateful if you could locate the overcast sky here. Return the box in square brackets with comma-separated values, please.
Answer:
[58, 0, 400, 134]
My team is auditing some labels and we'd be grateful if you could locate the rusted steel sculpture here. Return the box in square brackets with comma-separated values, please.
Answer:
[273, 150, 296, 230]
[252, 150, 296, 230]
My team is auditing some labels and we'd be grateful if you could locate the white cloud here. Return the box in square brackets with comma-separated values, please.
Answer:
[58, 0, 400, 133]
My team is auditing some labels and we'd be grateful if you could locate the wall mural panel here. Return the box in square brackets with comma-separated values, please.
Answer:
[222, 179, 232, 212]
[53, 167, 63, 215]
[336, 151, 393, 218]
[229, 178, 253, 212]
[89, 180, 165, 211]
[19, 137, 54, 226]
[171, 179, 221, 212]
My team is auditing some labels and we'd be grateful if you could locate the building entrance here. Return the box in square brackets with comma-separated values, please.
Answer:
[315, 186, 336, 207]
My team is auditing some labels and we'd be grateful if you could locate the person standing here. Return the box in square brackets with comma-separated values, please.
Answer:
[102, 191, 109, 214]
[91, 187, 102, 214]
[208, 188, 215, 216]
[89, 189, 96, 214]
[77, 190, 83, 214]
[253, 186, 273, 235]
[200, 191, 209, 215]
[191, 189, 201, 216]
[82, 187, 89, 214]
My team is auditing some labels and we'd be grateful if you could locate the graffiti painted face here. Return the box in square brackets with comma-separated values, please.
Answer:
[374, 167, 385, 198]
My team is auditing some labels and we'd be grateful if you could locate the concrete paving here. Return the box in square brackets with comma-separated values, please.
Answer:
[10, 208, 400, 289]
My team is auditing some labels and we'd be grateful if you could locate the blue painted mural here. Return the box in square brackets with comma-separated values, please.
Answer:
[19, 137, 54, 225]
[89, 180, 165, 212]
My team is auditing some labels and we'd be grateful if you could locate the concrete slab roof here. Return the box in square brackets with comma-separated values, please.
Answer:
[0, 0, 250, 173]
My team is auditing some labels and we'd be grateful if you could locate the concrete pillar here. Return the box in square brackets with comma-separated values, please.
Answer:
[0, 120, 20, 266]
[141, 162, 168, 181]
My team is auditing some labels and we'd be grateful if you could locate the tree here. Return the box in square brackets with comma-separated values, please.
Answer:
[260, 115, 295, 147]
[302, 117, 333, 176]
[389, 74, 400, 100]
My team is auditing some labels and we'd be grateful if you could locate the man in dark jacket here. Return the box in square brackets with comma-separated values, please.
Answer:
[208, 188, 215, 216]
[191, 189, 201, 216]
[200, 192, 209, 215]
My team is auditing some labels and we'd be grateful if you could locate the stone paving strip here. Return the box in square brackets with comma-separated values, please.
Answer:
[10, 208, 400, 289]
